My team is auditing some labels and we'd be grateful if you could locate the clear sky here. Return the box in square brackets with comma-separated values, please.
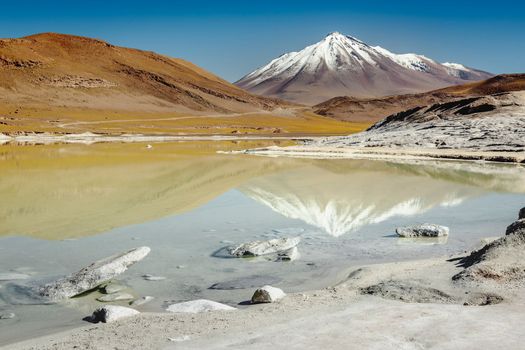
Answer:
[0, 0, 523, 82]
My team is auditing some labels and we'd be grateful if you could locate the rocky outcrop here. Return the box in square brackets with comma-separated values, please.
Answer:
[228, 237, 300, 257]
[251, 286, 286, 303]
[453, 212, 525, 285]
[315, 92, 525, 153]
[396, 224, 449, 238]
[166, 299, 236, 313]
[519, 207, 525, 220]
[38, 247, 150, 301]
[505, 219, 525, 235]
[86, 305, 140, 323]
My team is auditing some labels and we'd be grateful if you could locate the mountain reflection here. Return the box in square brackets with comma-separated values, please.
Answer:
[240, 160, 525, 237]
[1, 142, 524, 240]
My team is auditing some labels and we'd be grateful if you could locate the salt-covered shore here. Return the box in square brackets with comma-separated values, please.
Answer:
[0, 132, 304, 145]
[7, 208, 525, 350]
[237, 145, 525, 164]
[237, 92, 525, 164]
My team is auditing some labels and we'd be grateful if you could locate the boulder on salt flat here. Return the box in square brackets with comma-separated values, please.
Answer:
[86, 305, 140, 323]
[251, 285, 286, 303]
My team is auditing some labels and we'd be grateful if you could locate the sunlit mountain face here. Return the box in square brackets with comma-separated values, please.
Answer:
[240, 160, 524, 237]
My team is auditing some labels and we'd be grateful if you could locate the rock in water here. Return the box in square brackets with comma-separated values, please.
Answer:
[229, 237, 301, 257]
[166, 299, 236, 313]
[453, 219, 525, 284]
[86, 305, 140, 323]
[130, 296, 154, 306]
[276, 247, 300, 261]
[97, 292, 134, 302]
[0, 312, 15, 320]
[38, 247, 150, 301]
[396, 224, 449, 238]
[519, 207, 525, 220]
[251, 285, 286, 303]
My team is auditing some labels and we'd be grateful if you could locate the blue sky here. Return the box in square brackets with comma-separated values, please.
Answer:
[0, 1, 523, 81]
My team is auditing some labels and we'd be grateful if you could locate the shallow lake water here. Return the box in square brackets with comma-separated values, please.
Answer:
[1, 141, 524, 345]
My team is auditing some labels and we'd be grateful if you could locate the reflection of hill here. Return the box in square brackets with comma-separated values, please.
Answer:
[0, 142, 295, 239]
[240, 160, 525, 237]
[3, 143, 524, 240]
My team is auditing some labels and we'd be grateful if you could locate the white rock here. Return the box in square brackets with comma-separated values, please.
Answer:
[39, 247, 150, 301]
[0, 313, 15, 320]
[396, 224, 449, 238]
[276, 246, 300, 261]
[97, 292, 134, 302]
[130, 296, 154, 306]
[0, 273, 30, 281]
[87, 305, 140, 323]
[166, 299, 236, 313]
[251, 285, 286, 303]
[229, 237, 301, 257]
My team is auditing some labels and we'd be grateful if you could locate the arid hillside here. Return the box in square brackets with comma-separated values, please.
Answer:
[0, 33, 363, 135]
[314, 74, 525, 123]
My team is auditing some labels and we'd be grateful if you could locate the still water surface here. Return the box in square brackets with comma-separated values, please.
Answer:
[1, 141, 524, 345]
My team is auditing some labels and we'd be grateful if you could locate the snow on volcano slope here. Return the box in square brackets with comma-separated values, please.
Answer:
[236, 32, 492, 104]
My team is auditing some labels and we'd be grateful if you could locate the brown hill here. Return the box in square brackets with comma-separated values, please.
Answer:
[314, 74, 525, 123]
[0, 32, 282, 114]
[436, 74, 525, 95]
[0, 33, 366, 136]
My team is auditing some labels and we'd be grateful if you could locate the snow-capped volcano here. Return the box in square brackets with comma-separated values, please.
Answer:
[235, 32, 492, 104]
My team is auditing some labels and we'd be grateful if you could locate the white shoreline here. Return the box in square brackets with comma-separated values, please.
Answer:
[0, 132, 313, 145]
[234, 145, 525, 164]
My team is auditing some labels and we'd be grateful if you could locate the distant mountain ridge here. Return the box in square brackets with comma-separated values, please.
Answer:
[313, 74, 525, 123]
[236, 32, 493, 104]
